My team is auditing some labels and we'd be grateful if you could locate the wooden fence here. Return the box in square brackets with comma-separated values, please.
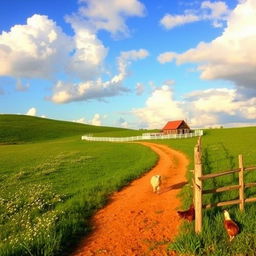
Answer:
[193, 137, 256, 233]
[82, 129, 203, 142]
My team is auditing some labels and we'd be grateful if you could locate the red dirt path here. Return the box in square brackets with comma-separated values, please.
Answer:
[72, 142, 189, 256]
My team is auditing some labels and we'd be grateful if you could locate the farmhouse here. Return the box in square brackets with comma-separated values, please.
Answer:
[162, 120, 190, 134]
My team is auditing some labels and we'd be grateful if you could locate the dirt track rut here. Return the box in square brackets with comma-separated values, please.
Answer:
[72, 142, 188, 256]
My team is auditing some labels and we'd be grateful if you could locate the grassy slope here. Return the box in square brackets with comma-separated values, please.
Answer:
[0, 114, 135, 144]
[0, 116, 158, 256]
[2, 114, 256, 255]
[154, 127, 256, 256]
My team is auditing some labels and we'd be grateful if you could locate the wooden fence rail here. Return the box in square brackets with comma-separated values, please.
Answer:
[81, 129, 203, 142]
[193, 137, 256, 233]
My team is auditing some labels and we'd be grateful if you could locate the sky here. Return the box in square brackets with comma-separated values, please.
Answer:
[0, 0, 256, 129]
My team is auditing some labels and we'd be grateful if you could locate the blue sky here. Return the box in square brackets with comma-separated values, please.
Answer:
[0, 0, 255, 128]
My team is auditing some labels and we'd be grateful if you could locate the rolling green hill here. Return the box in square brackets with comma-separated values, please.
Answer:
[0, 114, 158, 256]
[2, 114, 256, 255]
[0, 114, 135, 144]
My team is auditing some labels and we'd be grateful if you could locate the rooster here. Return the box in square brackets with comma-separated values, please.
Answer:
[223, 210, 239, 241]
[177, 204, 195, 221]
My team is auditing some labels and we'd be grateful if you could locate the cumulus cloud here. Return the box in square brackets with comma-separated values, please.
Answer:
[73, 114, 104, 126]
[160, 0, 230, 30]
[50, 78, 128, 103]
[159, 0, 256, 92]
[1, 1, 147, 103]
[76, 0, 145, 36]
[132, 85, 256, 129]
[117, 49, 149, 74]
[201, 1, 230, 27]
[50, 49, 148, 103]
[91, 113, 102, 126]
[26, 107, 37, 116]
[74, 117, 87, 124]
[185, 88, 239, 115]
[160, 14, 200, 29]
[132, 85, 185, 129]
[184, 88, 256, 127]
[0, 14, 109, 83]
[0, 15, 72, 79]
[65, 17, 108, 81]
[157, 52, 177, 64]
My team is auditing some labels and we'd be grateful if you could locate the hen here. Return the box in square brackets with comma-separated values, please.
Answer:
[177, 204, 195, 221]
[224, 210, 239, 241]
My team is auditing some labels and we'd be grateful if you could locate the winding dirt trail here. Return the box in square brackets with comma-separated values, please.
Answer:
[72, 142, 189, 256]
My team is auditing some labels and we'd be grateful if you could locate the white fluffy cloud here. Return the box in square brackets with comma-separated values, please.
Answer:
[1, 0, 147, 103]
[184, 88, 256, 127]
[0, 14, 109, 83]
[132, 85, 185, 129]
[65, 17, 108, 81]
[160, 1, 230, 29]
[160, 14, 199, 30]
[185, 88, 238, 115]
[26, 107, 37, 116]
[77, 0, 145, 36]
[91, 113, 102, 126]
[74, 114, 104, 126]
[50, 49, 148, 103]
[159, 0, 256, 91]
[117, 49, 149, 75]
[157, 52, 177, 64]
[0, 15, 72, 79]
[50, 78, 128, 103]
[132, 86, 256, 129]
[74, 117, 87, 124]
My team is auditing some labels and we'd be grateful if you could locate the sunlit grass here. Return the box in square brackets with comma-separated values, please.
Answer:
[0, 135, 157, 255]
[157, 127, 256, 255]
[0, 114, 136, 144]
[2, 114, 256, 255]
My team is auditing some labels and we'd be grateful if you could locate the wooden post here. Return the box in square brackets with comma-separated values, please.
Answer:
[194, 143, 202, 233]
[238, 154, 245, 211]
[198, 136, 202, 149]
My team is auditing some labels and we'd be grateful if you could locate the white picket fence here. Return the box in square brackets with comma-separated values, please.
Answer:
[81, 129, 203, 142]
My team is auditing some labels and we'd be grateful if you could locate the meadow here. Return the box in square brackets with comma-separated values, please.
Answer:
[0, 114, 139, 144]
[0, 115, 158, 256]
[2, 114, 256, 256]
[155, 127, 256, 255]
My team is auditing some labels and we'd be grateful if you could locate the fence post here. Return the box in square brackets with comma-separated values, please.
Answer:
[238, 154, 245, 211]
[194, 140, 202, 233]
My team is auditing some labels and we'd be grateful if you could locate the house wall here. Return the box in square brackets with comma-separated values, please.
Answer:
[163, 127, 191, 134]
[163, 129, 178, 134]
[162, 121, 191, 134]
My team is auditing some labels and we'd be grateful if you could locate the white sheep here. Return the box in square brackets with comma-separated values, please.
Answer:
[150, 175, 161, 193]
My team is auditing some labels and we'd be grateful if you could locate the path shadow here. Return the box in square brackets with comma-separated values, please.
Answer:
[160, 181, 188, 194]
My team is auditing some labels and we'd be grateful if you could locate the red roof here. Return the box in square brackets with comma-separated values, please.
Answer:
[162, 120, 184, 130]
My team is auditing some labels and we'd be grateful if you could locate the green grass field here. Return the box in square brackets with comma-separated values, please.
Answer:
[1, 114, 256, 255]
[0, 114, 140, 144]
[0, 115, 158, 256]
[155, 127, 256, 256]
